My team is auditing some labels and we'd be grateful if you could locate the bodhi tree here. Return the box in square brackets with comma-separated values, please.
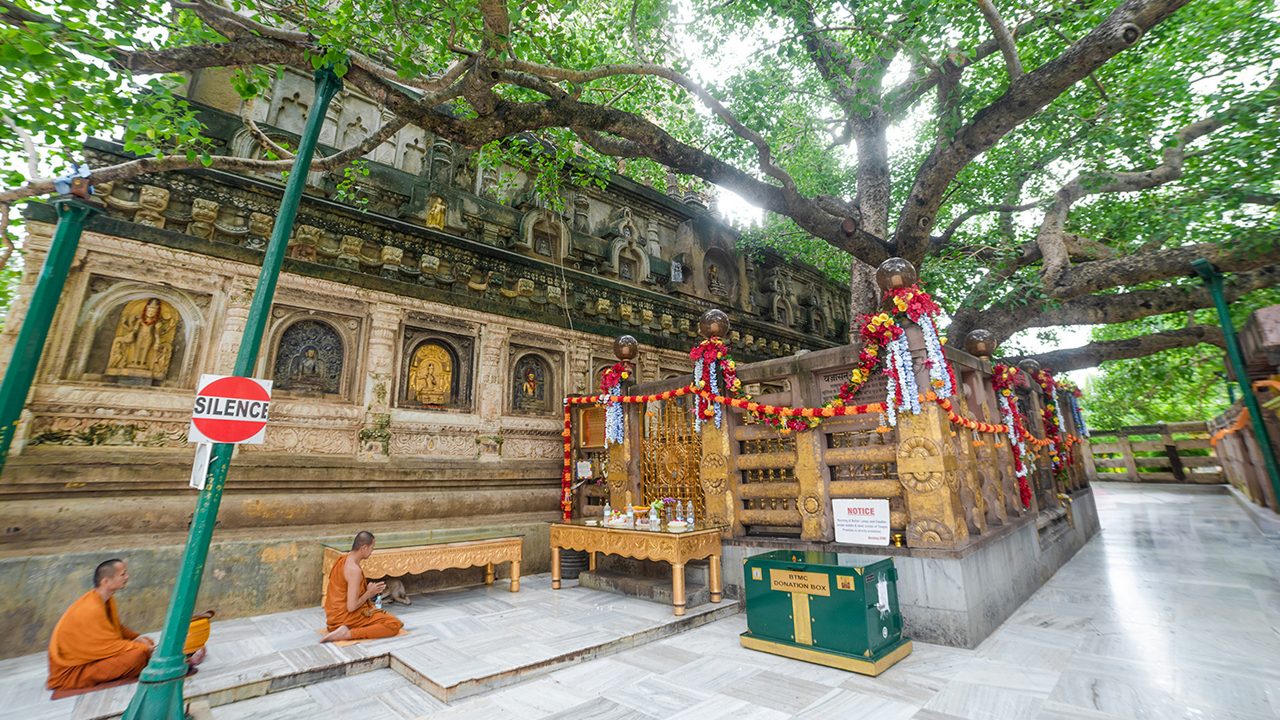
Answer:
[0, 0, 1276, 369]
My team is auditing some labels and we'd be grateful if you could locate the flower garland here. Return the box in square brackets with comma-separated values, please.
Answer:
[1058, 378, 1089, 438]
[599, 361, 630, 445]
[993, 363, 1033, 509]
[1033, 370, 1069, 482]
[689, 338, 741, 431]
[828, 285, 954, 430]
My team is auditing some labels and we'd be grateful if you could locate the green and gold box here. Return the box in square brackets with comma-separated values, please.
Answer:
[740, 550, 912, 676]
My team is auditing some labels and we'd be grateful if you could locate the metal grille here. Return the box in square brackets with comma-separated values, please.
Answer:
[828, 428, 898, 483]
[639, 398, 704, 517]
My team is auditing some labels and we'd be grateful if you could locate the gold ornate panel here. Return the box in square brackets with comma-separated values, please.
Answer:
[549, 523, 722, 565]
[640, 398, 704, 517]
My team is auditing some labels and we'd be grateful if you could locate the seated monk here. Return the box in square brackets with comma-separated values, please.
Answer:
[321, 531, 404, 642]
[47, 559, 154, 691]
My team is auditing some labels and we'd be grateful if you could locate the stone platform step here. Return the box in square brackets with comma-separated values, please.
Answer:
[12, 576, 740, 720]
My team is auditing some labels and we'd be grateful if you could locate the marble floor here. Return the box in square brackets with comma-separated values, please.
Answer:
[1, 574, 735, 720]
[9, 482, 1280, 719]
[221, 483, 1280, 720]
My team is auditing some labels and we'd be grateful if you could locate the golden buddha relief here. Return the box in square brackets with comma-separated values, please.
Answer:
[408, 342, 453, 405]
[105, 298, 180, 380]
[425, 196, 447, 229]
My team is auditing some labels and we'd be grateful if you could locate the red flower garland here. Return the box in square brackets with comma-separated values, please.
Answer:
[1033, 369, 1069, 480]
[993, 363, 1033, 509]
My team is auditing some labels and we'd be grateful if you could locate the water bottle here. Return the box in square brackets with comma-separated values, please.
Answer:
[625, 504, 634, 527]
[686, 501, 695, 528]
[374, 593, 383, 610]
[675, 501, 685, 523]
[603, 500, 612, 522]
[648, 506, 660, 530]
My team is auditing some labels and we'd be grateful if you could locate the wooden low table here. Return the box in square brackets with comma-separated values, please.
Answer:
[550, 520, 723, 616]
[321, 534, 522, 604]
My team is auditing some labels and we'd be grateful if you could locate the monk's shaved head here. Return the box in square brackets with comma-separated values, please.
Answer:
[352, 531, 375, 551]
[94, 559, 124, 587]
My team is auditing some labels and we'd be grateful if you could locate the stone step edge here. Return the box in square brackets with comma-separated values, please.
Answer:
[84, 600, 741, 719]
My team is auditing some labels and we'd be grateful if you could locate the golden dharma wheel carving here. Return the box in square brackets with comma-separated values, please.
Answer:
[875, 257, 918, 293]
[897, 435, 944, 492]
[614, 335, 639, 361]
[698, 309, 730, 339]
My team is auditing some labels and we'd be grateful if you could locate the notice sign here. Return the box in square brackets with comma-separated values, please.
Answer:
[832, 498, 891, 546]
[189, 374, 273, 445]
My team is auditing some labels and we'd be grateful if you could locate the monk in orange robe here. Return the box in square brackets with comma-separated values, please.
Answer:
[321, 531, 404, 642]
[48, 559, 153, 691]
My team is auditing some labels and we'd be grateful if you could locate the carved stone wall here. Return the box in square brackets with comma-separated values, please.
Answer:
[6, 224, 692, 465]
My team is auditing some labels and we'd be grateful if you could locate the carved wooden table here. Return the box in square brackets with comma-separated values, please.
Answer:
[550, 521, 723, 616]
[321, 535, 522, 604]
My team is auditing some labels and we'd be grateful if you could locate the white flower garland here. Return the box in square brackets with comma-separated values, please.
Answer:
[918, 315, 954, 399]
[692, 358, 705, 433]
[999, 395, 1028, 480]
[604, 385, 624, 445]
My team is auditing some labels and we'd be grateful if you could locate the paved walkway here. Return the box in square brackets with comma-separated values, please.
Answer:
[217, 483, 1280, 720]
[8, 483, 1280, 719]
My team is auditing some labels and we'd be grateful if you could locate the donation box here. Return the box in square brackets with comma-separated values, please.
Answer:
[740, 550, 912, 676]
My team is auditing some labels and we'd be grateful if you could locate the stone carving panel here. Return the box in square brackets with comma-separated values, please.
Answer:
[104, 297, 181, 382]
[511, 353, 552, 414]
[272, 319, 344, 396]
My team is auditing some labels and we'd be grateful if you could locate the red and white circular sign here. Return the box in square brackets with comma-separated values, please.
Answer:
[188, 374, 273, 445]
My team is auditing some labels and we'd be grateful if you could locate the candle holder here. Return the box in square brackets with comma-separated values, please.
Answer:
[891, 533, 905, 548]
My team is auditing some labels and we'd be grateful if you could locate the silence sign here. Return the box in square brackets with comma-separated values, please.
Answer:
[189, 374, 273, 445]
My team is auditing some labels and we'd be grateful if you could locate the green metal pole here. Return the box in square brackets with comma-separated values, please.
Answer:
[123, 67, 341, 720]
[1192, 259, 1280, 507]
[0, 198, 100, 475]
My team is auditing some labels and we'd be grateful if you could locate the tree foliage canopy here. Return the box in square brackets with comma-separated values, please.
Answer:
[1, 0, 1277, 372]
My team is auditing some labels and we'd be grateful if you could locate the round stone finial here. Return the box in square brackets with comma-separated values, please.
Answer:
[964, 329, 996, 359]
[613, 335, 639, 361]
[1018, 358, 1042, 375]
[875, 257, 918, 293]
[698, 309, 731, 339]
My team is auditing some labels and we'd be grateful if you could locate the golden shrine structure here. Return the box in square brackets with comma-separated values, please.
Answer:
[566, 289, 1097, 648]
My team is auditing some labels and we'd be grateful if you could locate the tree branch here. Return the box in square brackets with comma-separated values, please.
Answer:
[893, 0, 1192, 263]
[976, 0, 1023, 79]
[1017, 325, 1225, 372]
[1036, 74, 1280, 290]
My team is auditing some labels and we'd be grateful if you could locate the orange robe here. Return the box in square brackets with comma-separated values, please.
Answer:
[324, 553, 404, 640]
[48, 591, 151, 690]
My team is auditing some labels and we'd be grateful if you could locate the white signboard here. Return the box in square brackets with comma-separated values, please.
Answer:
[832, 498, 891, 546]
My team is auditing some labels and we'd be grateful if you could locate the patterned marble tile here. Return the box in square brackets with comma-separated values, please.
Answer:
[793, 687, 920, 720]
[718, 668, 833, 714]
[923, 681, 1045, 720]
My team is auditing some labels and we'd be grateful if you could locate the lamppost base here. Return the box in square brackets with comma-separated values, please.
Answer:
[121, 675, 188, 720]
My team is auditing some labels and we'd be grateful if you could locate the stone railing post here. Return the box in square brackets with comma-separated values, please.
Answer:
[793, 425, 831, 541]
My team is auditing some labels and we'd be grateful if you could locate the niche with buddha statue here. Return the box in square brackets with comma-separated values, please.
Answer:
[398, 328, 474, 411]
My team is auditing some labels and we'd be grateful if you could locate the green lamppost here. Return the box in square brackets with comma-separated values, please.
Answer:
[0, 197, 100, 475]
[122, 66, 342, 720]
[1192, 259, 1280, 506]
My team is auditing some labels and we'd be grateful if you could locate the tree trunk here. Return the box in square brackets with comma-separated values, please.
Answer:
[849, 117, 891, 336]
